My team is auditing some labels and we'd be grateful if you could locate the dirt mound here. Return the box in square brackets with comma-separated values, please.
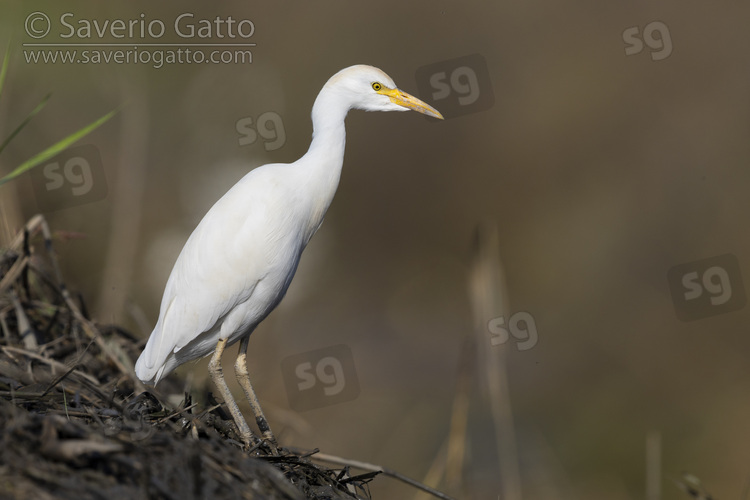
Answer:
[0, 217, 374, 500]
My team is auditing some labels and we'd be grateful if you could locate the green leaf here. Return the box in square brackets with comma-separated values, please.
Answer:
[0, 45, 10, 102]
[0, 92, 52, 156]
[0, 107, 118, 187]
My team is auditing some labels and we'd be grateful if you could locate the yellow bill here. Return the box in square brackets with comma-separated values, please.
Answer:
[378, 87, 444, 120]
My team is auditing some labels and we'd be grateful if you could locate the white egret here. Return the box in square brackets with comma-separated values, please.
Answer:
[134, 65, 443, 450]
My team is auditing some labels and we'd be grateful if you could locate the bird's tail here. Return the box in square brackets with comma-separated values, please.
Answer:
[134, 319, 170, 385]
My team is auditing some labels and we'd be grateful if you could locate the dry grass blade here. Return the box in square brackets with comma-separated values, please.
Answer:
[469, 223, 523, 500]
[42, 438, 124, 461]
[2, 345, 100, 387]
[646, 430, 661, 500]
[414, 439, 448, 500]
[311, 451, 457, 500]
[444, 335, 473, 496]
[672, 473, 714, 500]
[9, 290, 37, 350]
[0, 254, 29, 295]
[9, 215, 141, 389]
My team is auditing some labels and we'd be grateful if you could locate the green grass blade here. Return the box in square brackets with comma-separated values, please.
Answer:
[0, 92, 52, 156]
[0, 45, 10, 102]
[0, 107, 118, 187]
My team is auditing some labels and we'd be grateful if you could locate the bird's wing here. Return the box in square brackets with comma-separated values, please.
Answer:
[137, 166, 302, 381]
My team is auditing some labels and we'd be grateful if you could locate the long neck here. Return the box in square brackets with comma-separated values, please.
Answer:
[296, 87, 351, 233]
[306, 87, 349, 179]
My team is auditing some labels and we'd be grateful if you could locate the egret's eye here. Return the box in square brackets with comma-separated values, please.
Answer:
[372, 82, 382, 91]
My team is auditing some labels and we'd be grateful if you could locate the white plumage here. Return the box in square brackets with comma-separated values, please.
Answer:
[135, 165, 318, 384]
[135, 65, 442, 448]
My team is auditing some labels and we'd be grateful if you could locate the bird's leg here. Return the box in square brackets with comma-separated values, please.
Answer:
[208, 337, 256, 448]
[235, 335, 278, 453]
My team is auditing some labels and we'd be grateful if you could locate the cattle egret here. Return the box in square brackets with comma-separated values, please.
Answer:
[135, 65, 443, 451]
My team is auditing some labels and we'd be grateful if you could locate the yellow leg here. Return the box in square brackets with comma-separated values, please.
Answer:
[208, 338, 255, 447]
[235, 335, 278, 453]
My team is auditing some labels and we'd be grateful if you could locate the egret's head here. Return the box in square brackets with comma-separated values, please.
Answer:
[324, 65, 443, 119]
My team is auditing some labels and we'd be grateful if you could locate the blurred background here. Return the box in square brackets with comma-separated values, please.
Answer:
[2, 1, 750, 498]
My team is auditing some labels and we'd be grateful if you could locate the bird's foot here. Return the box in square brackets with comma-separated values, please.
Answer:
[235, 428, 257, 449]
[262, 437, 279, 456]
[254, 419, 279, 455]
[245, 435, 279, 456]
